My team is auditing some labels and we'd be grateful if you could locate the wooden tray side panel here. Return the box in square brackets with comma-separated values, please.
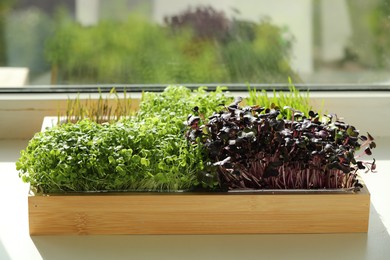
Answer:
[28, 192, 370, 235]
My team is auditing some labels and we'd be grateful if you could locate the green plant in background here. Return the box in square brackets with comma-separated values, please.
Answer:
[0, 0, 14, 65]
[46, 11, 226, 84]
[222, 18, 297, 83]
[45, 5, 297, 84]
[164, 6, 299, 83]
[369, 0, 390, 69]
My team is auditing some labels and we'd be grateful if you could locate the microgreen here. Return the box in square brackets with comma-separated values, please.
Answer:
[245, 80, 315, 120]
[17, 118, 204, 193]
[59, 88, 134, 124]
[17, 86, 375, 194]
[17, 86, 231, 193]
[186, 98, 376, 191]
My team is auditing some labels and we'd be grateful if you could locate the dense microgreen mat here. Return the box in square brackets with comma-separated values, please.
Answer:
[186, 98, 376, 190]
[16, 86, 375, 193]
[16, 86, 230, 193]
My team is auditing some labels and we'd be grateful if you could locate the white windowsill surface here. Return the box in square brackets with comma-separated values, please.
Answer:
[1, 137, 389, 260]
[1, 90, 390, 259]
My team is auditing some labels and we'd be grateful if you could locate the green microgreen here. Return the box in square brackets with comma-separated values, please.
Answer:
[17, 86, 231, 193]
[59, 88, 134, 124]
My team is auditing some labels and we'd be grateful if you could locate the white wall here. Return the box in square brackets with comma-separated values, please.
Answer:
[320, 0, 352, 61]
[76, 0, 100, 26]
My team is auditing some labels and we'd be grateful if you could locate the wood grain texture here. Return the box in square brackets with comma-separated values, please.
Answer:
[28, 188, 370, 235]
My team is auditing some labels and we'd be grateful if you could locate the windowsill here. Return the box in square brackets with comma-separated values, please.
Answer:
[0, 138, 389, 259]
[1, 89, 389, 259]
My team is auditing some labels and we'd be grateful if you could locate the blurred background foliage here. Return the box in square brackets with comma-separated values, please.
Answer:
[45, 6, 298, 84]
[3, 1, 390, 85]
[0, 0, 14, 65]
[368, 0, 390, 68]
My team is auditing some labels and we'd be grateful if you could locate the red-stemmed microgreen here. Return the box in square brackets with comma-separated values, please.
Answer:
[186, 98, 376, 191]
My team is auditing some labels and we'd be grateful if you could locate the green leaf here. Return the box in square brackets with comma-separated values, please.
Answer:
[140, 158, 150, 167]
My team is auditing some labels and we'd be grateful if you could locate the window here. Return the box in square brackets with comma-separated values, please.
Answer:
[1, 0, 390, 92]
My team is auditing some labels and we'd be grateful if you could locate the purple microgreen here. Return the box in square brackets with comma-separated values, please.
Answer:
[364, 147, 372, 156]
[186, 99, 376, 191]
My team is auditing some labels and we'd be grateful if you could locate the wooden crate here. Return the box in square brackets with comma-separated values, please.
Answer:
[28, 187, 370, 235]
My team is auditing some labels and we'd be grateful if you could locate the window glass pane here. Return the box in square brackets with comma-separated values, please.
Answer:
[1, 0, 390, 89]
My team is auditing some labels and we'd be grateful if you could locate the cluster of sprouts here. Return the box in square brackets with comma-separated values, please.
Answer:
[186, 97, 376, 191]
